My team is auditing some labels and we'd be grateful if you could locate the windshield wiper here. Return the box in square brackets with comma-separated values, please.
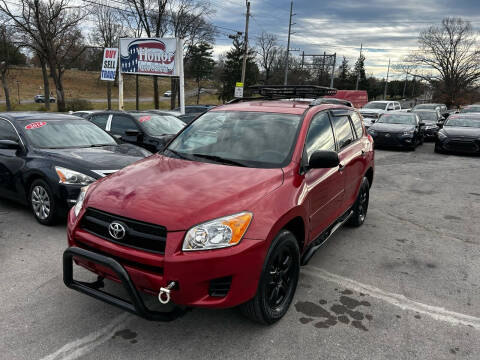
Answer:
[191, 153, 247, 167]
[165, 148, 190, 160]
[87, 144, 115, 147]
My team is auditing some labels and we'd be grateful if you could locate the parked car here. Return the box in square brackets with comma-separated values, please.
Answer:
[435, 114, 480, 154]
[63, 94, 374, 324]
[34, 94, 55, 103]
[0, 113, 151, 225]
[311, 97, 353, 107]
[411, 109, 442, 140]
[71, 110, 103, 119]
[412, 103, 449, 118]
[173, 105, 216, 124]
[459, 105, 480, 114]
[86, 111, 185, 153]
[164, 90, 172, 97]
[359, 101, 401, 129]
[368, 112, 425, 150]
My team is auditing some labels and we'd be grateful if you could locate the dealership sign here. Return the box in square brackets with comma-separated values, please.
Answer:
[119, 38, 178, 76]
[100, 48, 118, 81]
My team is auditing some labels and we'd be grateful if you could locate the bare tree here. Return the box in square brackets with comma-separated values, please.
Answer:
[255, 32, 279, 83]
[409, 17, 480, 106]
[0, 0, 88, 111]
[91, 5, 127, 109]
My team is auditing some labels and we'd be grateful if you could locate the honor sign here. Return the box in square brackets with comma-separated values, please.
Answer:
[119, 38, 179, 76]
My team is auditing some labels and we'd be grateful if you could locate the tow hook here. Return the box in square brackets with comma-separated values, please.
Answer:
[158, 281, 176, 304]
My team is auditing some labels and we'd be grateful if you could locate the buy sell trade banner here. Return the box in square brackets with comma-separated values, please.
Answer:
[100, 48, 118, 81]
[119, 38, 178, 76]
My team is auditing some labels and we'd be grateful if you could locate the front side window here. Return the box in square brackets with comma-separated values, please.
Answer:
[166, 111, 302, 168]
[22, 120, 116, 148]
[305, 112, 336, 160]
[0, 120, 19, 141]
[110, 115, 138, 136]
[332, 115, 355, 150]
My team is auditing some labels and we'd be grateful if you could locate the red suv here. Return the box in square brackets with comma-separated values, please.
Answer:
[64, 92, 374, 324]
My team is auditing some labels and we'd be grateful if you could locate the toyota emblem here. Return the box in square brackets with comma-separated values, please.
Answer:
[108, 222, 126, 240]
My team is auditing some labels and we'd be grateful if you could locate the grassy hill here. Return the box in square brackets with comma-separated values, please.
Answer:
[1, 66, 220, 111]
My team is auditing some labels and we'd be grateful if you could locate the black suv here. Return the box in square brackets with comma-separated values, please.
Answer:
[86, 111, 185, 153]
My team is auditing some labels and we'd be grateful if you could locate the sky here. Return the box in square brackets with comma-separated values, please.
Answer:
[209, 0, 480, 80]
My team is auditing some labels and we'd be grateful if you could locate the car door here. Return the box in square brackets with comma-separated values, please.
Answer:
[330, 112, 362, 210]
[0, 119, 26, 201]
[303, 111, 345, 240]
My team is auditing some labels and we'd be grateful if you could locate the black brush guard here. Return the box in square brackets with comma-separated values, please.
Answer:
[63, 247, 188, 321]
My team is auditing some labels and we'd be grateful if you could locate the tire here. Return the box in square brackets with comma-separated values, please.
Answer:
[347, 177, 370, 227]
[434, 142, 444, 154]
[29, 179, 58, 225]
[239, 229, 300, 324]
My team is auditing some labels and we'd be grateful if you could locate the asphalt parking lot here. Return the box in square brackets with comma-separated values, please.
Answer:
[1, 142, 479, 360]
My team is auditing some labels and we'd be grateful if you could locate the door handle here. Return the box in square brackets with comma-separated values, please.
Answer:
[338, 162, 346, 172]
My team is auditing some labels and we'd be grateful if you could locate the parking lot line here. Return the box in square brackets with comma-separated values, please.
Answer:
[39, 313, 131, 360]
[303, 265, 480, 330]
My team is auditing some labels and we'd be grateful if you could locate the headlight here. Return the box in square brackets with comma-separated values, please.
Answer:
[437, 132, 447, 140]
[183, 212, 253, 251]
[402, 131, 414, 136]
[74, 185, 89, 217]
[55, 166, 96, 185]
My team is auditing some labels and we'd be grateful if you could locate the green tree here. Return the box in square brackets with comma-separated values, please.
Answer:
[351, 54, 368, 90]
[220, 36, 259, 102]
[185, 42, 215, 104]
[337, 56, 351, 89]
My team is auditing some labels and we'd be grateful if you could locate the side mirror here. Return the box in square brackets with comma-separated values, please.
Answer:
[419, 122, 426, 127]
[309, 151, 340, 169]
[443, 113, 449, 119]
[0, 139, 21, 149]
[125, 129, 141, 137]
[371, 119, 377, 123]
[437, 122, 444, 128]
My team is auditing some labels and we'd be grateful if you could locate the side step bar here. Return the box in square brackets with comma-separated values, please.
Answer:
[301, 210, 353, 266]
[63, 247, 188, 321]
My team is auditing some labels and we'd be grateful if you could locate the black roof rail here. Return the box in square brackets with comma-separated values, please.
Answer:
[249, 85, 337, 99]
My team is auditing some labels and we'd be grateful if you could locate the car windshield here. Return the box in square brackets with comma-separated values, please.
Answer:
[363, 102, 387, 110]
[132, 114, 185, 136]
[378, 114, 416, 125]
[165, 111, 302, 168]
[445, 117, 480, 128]
[22, 119, 117, 149]
[460, 106, 480, 113]
[414, 111, 437, 122]
[414, 104, 437, 110]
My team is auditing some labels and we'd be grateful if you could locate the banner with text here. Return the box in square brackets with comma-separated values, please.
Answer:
[100, 48, 118, 81]
[119, 38, 178, 76]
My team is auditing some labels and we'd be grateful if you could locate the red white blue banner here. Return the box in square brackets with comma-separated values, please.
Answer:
[119, 38, 178, 76]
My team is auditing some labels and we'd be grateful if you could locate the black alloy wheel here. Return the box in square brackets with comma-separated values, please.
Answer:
[348, 176, 370, 227]
[240, 230, 300, 324]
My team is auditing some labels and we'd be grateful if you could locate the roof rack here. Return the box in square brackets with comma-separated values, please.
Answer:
[249, 85, 337, 99]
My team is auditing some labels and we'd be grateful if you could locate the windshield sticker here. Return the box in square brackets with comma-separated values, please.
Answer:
[25, 121, 47, 130]
[138, 116, 151, 123]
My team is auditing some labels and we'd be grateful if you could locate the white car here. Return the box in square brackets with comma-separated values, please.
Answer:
[359, 101, 402, 128]
[164, 90, 172, 97]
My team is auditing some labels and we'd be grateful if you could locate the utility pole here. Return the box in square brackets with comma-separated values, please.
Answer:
[355, 43, 363, 90]
[240, 1, 250, 86]
[330, 53, 336, 88]
[402, 73, 408, 98]
[384, 58, 391, 100]
[284, 1, 294, 85]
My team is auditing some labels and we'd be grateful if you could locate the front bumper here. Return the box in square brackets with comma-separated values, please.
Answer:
[436, 138, 480, 154]
[370, 132, 415, 148]
[66, 209, 267, 312]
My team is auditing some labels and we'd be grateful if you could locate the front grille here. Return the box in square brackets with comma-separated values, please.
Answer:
[445, 140, 478, 152]
[208, 276, 232, 297]
[80, 208, 167, 253]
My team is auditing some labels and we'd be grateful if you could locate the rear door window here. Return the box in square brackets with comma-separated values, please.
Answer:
[350, 112, 363, 138]
[89, 114, 109, 129]
[332, 115, 355, 150]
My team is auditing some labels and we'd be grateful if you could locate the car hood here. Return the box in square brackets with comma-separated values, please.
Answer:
[85, 154, 284, 231]
[38, 144, 150, 176]
[370, 123, 415, 133]
[442, 127, 480, 138]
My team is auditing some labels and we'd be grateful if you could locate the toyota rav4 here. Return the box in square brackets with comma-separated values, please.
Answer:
[64, 88, 374, 324]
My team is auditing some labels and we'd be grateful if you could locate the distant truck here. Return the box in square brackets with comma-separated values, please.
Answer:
[325, 90, 368, 108]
